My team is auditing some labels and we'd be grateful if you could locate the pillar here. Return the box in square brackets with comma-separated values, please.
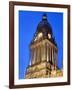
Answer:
[36, 47, 40, 63]
[47, 44, 49, 62]
[50, 47, 51, 62]
[52, 47, 54, 64]
[42, 43, 46, 61]
[34, 48, 37, 64]
[31, 49, 33, 65]
[31, 48, 36, 65]
[48, 47, 50, 62]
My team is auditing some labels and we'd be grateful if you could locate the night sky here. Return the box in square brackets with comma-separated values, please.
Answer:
[19, 11, 63, 79]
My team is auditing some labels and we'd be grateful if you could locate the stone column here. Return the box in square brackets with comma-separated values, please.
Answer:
[31, 48, 36, 65]
[31, 49, 33, 65]
[34, 48, 37, 64]
[45, 43, 47, 62]
[34, 48, 36, 64]
[37, 46, 41, 63]
[54, 49, 55, 65]
[37, 47, 39, 63]
[52, 48, 54, 64]
[39, 46, 41, 62]
[35, 47, 37, 64]
[48, 47, 50, 62]
[54, 49, 57, 69]
[50, 47, 51, 62]
[56, 51, 58, 66]
[40, 45, 43, 62]
[32, 49, 34, 64]
[32, 49, 35, 65]
[47, 44, 49, 62]
[42, 44, 46, 61]
[41, 45, 43, 61]
[36, 47, 39, 63]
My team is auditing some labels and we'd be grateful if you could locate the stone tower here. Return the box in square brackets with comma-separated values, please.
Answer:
[25, 14, 63, 79]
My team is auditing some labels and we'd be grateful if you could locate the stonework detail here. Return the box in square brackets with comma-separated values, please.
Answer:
[25, 14, 63, 79]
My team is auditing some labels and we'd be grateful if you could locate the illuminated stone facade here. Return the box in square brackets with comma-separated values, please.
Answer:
[25, 14, 63, 79]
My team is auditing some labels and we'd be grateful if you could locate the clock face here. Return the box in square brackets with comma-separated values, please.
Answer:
[34, 32, 43, 41]
[48, 33, 51, 39]
[38, 32, 43, 38]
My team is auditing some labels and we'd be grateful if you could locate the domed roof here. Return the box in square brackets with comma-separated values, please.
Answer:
[36, 14, 52, 35]
[30, 14, 57, 47]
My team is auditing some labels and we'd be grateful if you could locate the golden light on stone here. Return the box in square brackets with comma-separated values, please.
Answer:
[34, 37, 37, 41]
[48, 33, 51, 39]
[25, 14, 63, 79]
[38, 32, 43, 38]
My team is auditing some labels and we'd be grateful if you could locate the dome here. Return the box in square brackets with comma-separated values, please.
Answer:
[30, 14, 57, 47]
[36, 14, 53, 37]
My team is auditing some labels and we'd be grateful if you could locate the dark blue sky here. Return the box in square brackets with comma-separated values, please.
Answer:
[19, 11, 63, 79]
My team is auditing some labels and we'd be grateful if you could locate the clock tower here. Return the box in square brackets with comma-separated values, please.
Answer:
[25, 14, 63, 78]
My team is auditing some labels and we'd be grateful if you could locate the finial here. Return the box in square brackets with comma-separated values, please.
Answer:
[42, 13, 47, 20]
